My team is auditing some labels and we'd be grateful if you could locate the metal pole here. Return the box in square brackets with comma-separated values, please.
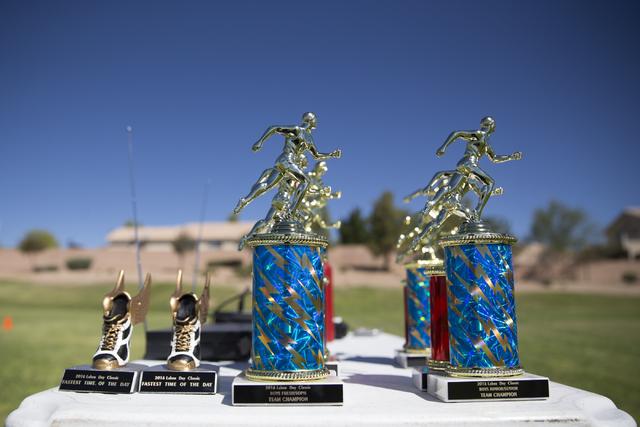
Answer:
[126, 126, 147, 331]
[192, 179, 211, 293]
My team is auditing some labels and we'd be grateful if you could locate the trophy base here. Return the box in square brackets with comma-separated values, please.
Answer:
[395, 349, 430, 369]
[232, 371, 343, 406]
[59, 363, 145, 394]
[445, 364, 525, 378]
[138, 363, 218, 394]
[325, 362, 340, 378]
[428, 372, 550, 402]
[412, 366, 448, 391]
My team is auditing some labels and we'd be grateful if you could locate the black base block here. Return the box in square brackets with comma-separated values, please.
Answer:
[395, 349, 429, 368]
[428, 373, 550, 402]
[59, 364, 145, 394]
[145, 322, 251, 361]
[138, 363, 218, 394]
[232, 372, 343, 406]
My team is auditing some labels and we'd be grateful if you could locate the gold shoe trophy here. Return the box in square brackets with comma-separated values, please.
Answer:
[231, 112, 344, 406]
[59, 271, 151, 394]
[138, 271, 218, 395]
[167, 270, 210, 371]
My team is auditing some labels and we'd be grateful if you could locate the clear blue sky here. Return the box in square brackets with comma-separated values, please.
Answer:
[1, 1, 639, 248]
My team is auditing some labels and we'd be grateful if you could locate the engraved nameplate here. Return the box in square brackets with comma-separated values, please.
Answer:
[428, 372, 550, 402]
[59, 364, 144, 394]
[232, 372, 343, 405]
[138, 364, 218, 394]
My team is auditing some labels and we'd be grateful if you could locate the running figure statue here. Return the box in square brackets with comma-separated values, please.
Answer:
[299, 161, 342, 233]
[397, 116, 520, 261]
[233, 112, 341, 220]
[425, 116, 521, 221]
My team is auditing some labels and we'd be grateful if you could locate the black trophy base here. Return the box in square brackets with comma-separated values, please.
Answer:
[325, 360, 340, 377]
[232, 371, 343, 406]
[395, 349, 430, 369]
[411, 366, 434, 391]
[428, 372, 550, 402]
[138, 363, 218, 394]
[59, 364, 145, 394]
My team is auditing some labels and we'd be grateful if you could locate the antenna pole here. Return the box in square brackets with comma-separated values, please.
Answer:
[127, 126, 147, 331]
[192, 179, 211, 292]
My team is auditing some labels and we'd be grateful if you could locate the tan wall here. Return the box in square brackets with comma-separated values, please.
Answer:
[2, 245, 639, 289]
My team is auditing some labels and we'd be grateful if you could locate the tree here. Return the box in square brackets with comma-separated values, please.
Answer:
[529, 200, 596, 253]
[19, 230, 59, 270]
[172, 231, 196, 269]
[368, 191, 409, 270]
[484, 215, 512, 235]
[340, 208, 371, 244]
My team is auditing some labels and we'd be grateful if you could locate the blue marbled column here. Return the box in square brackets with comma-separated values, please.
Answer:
[251, 244, 325, 374]
[404, 265, 431, 351]
[444, 243, 522, 375]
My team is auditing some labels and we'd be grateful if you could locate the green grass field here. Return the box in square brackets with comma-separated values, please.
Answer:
[1, 281, 638, 423]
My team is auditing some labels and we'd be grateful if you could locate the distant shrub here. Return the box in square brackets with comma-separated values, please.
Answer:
[622, 272, 638, 284]
[67, 258, 92, 270]
[235, 264, 253, 277]
[207, 259, 242, 269]
[33, 265, 58, 272]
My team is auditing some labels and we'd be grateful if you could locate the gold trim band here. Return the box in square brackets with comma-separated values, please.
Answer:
[403, 260, 446, 276]
[445, 364, 525, 378]
[439, 232, 517, 247]
[404, 345, 431, 355]
[426, 359, 450, 371]
[245, 367, 330, 382]
[247, 233, 329, 248]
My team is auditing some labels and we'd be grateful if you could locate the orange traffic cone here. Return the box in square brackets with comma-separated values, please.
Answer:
[2, 315, 13, 331]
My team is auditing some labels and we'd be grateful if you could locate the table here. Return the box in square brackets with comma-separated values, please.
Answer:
[6, 333, 636, 426]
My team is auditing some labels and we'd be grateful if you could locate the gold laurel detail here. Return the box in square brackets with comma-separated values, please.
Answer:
[439, 232, 517, 247]
[445, 364, 525, 378]
[402, 259, 444, 269]
[247, 233, 329, 248]
[426, 359, 450, 371]
[403, 259, 445, 276]
[245, 368, 330, 382]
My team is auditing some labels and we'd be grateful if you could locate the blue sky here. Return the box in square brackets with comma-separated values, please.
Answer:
[1, 1, 639, 248]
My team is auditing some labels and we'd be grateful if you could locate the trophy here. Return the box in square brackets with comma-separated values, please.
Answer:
[92, 270, 151, 370]
[167, 270, 210, 371]
[138, 270, 218, 395]
[59, 271, 151, 394]
[409, 117, 548, 401]
[300, 160, 342, 370]
[394, 178, 454, 369]
[231, 112, 344, 405]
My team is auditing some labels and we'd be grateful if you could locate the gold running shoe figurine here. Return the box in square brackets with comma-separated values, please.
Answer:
[92, 271, 151, 370]
[167, 270, 210, 371]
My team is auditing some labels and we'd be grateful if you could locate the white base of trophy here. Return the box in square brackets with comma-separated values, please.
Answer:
[232, 371, 343, 406]
[59, 364, 146, 394]
[428, 372, 550, 402]
[138, 363, 218, 394]
[395, 349, 430, 369]
[412, 366, 446, 391]
[325, 361, 340, 377]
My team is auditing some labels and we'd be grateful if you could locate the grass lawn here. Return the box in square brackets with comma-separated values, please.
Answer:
[1, 280, 638, 423]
